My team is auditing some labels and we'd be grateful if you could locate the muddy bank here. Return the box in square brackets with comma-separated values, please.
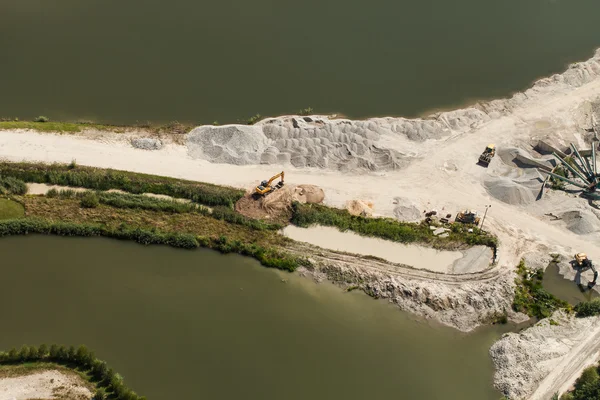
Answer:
[491, 311, 600, 400]
[281, 225, 494, 273]
[289, 241, 516, 332]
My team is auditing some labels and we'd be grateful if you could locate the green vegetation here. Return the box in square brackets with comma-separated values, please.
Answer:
[0, 218, 200, 249]
[47, 188, 281, 231]
[246, 113, 262, 125]
[0, 343, 145, 400]
[559, 363, 600, 400]
[80, 191, 99, 208]
[0, 161, 244, 207]
[298, 107, 314, 116]
[0, 199, 25, 219]
[512, 259, 570, 319]
[0, 218, 300, 271]
[0, 176, 27, 195]
[574, 298, 600, 317]
[291, 202, 499, 251]
[0, 118, 194, 135]
[0, 161, 503, 275]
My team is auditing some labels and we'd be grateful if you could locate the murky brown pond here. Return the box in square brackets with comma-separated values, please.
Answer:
[0, 235, 514, 399]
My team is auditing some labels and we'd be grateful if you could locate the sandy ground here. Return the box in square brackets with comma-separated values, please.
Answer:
[282, 225, 471, 273]
[0, 370, 92, 400]
[1, 49, 600, 398]
[491, 311, 600, 400]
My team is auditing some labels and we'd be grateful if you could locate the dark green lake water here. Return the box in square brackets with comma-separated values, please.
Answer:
[0, 235, 513, 400]
[1, 0, 600, 124]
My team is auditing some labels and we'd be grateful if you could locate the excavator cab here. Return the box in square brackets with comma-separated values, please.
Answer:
[254, 171, 285, 198]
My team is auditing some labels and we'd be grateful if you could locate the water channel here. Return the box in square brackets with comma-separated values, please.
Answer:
[2, 0, 600, 124]
[0, 235, 514, 399]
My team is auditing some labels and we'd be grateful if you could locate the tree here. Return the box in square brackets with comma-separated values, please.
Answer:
[38, 344, 48, 358]
[7, 348, 17, 362]
[27, 345, 38, 360]
[92, 360, 109, 381]
[49, 344, 59, 360]
[67, 345, 76, 361]
[76, 345, 93, 366]
[57, 345, 68, 361]
[18, 345, 31, 361]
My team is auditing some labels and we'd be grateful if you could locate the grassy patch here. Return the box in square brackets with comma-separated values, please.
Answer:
[0, 119, 195, 136]
[512, 259, 570, 319]
[0, 198, 298, 270]
[0, 161, 244, 207]
[0, 199, 24, 219]
[291, 202, 498, 251]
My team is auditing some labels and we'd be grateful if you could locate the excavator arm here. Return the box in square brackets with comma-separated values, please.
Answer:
[254, 171, 285, 196]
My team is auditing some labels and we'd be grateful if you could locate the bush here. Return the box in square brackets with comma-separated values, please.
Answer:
[575, 298, 600, 317]
[246, 114, 262, 125]
[298, 107, 313, 116]
[34, 116, 49, 122]
[0, 176, 27, 195]
[80, 192, 99, 208]
[512, 259, 569, 319]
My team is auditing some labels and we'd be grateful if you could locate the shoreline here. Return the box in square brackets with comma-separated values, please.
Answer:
[1, 47, 600, 399]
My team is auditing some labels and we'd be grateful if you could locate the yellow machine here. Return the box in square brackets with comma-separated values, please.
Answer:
[478, 144, 496, 167]
[455, 210, 481, 225]
[254, 171, 285, 198]
[574, 253, 597, 286]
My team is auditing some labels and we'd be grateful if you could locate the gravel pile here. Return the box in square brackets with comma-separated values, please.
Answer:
[560, 210, 600, 235]
[131, 138, 163, 150]
[186, 125, 271, 165]
[484, 177, 535, 205]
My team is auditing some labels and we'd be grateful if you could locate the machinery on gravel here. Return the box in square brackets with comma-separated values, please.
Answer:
[455, 210, 480, 225]
[478, 144, 496, 167]
[253, 171, 285, 199]
[574, 253, 598, 287]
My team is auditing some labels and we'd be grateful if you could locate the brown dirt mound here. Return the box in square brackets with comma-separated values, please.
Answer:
[235, 184, 325, 222]
[346, 199, 374, 216]
[292, 184, 325, 204]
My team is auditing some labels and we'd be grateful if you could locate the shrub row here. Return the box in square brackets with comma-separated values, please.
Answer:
[205, 235, 300, 271]
[0, 162, 244, 207]
[574, 298, 600, 317]
[0, 344, 144, 400]
[291, 202, 499, 251]
[0, 176, 27, 195]
[0, 218, 299, 271]
[47, 189, 282, 230]
[512, 259, 569, 319]
[0, 218, 199, 249]
[291, 202, 425, 242]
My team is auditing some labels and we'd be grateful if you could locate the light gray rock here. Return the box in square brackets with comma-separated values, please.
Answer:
[131, 138, 163, 150]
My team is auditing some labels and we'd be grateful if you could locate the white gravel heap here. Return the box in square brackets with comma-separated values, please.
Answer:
[186, 125, 271, 165]
[131, 137, 163, 150]
[484, 177, 536, 205]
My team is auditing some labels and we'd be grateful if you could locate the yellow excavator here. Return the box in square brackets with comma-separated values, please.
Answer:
[574, 253, 597, 287]
[253, 171, 285, 198]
